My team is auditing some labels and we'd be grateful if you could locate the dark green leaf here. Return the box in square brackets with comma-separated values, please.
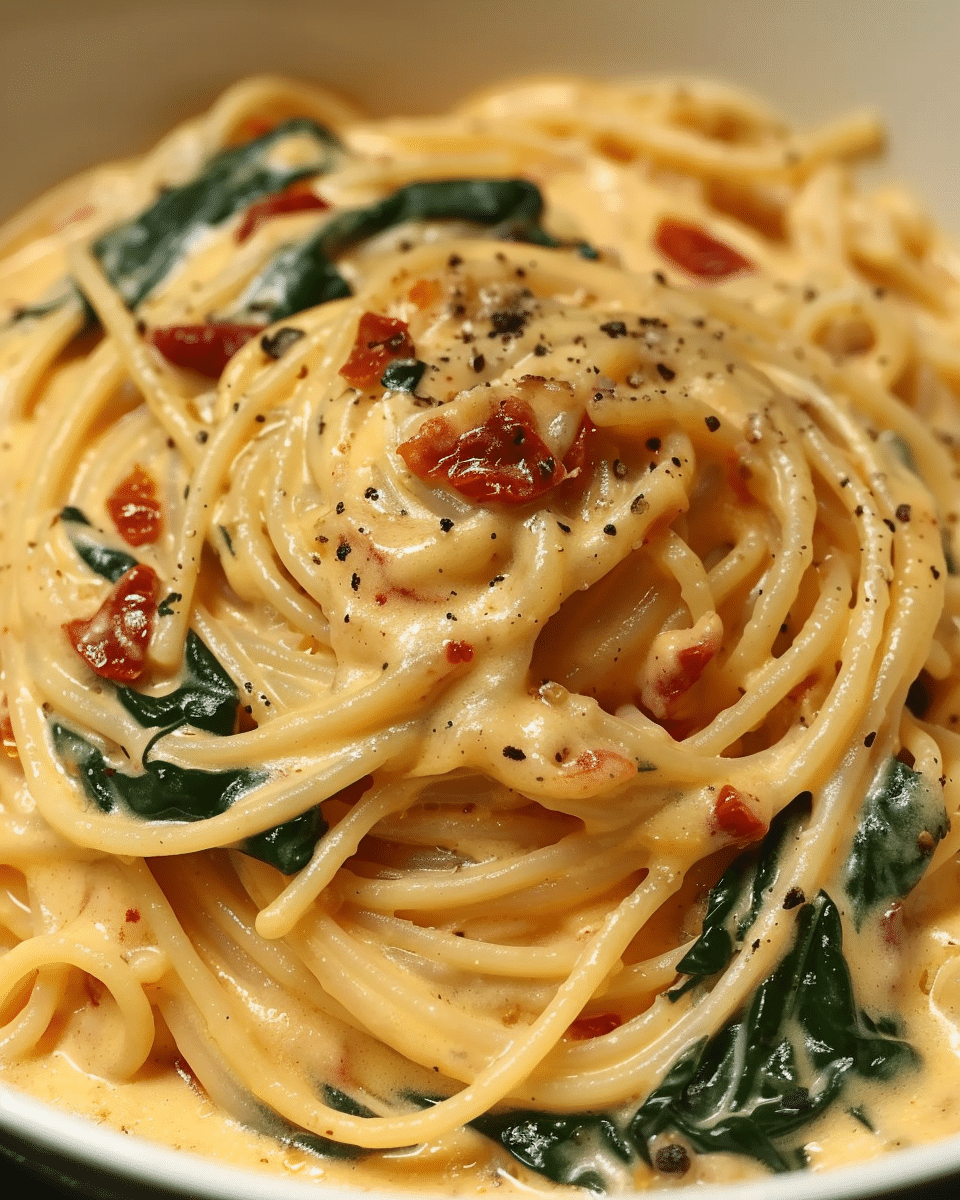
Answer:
[842, 758, 949, 928]
[630, 892, 917, 1173]
[52, 721, 260, 820]
[230, 178, 563, 324]
[470, 1109, 631, 1190]
[53, 715, 326, 878]
[93, 118, 341, 310]
[116, 630, 239, 735]
[60, 506, 139, 582]
[670, 791, 811, 993]
[380, 358, 426, 392]
[255, 1087, 371, 1161]
[242, 806, 327, 874]
[52, 722, 326, 874]
[59, 506, 90, 526]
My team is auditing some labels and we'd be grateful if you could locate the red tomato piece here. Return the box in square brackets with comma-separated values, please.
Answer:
[656, 638, 717, 710]
[654, 218, 754, 281]
[445, 640, 475, 664]
[149, 324, 264, 379]
[397, 398, 565, 504]
[235, 189, 329, 243]
[568, 1012, 622, 1040]
[63, 564, 160, 682]
[562, 414, 599, 479]
[106, 464, 162, 547]
[714, 785, 767, 840]
[339, 312, 418, 390]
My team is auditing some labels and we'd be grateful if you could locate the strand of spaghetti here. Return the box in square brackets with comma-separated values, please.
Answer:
[67, 244, 204, 463]
[692, 554, 852, 755]
[0, 302, 84, 421]
[0, 965, 69, 1060]
[331, 832, 648, 912]
[0, 934, 153, 1075]
[254, 780, 421, 938]
[17, 337, 125, 526]
[344, 910, 582, 979]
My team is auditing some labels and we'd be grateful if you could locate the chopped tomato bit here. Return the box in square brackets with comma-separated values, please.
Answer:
[561, 414, 599, 480]
[106, 464, 162, 546]
[654, 640, 717, 710]
[568, 1012, 622, 1039]
[63, 564, 160, 682]
[407, 278, 443, 310]
[567, 748, 635, 782]
[149, 324, 263, 379]
[445, 640, 474, 664]
[714, 784, 767, 840]
[398, 398, 566, 504]
[340, 312, 418, 390]
[654, 218, 754, 281]
[235, 187, 329, 243]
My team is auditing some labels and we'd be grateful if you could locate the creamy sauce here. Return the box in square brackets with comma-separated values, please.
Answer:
[1, 74, 960, 1193]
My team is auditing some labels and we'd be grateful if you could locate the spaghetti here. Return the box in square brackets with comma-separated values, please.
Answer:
[1, 74, 960, 1191]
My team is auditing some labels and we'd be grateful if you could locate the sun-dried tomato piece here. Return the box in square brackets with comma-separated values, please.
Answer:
[106, 465, 162, 547]
[562, 414, 599, 479]
[235, 188, 329, 243]
[568, 1012, 623, 1039]
[654, 218, 754, 281]
[340, 312, 418, 390]
[149, 324, 263, 379]
[445, 640, 474, 664]
[64, 564, 160, 682]
[714, 784, 767, 840]
[398, 398, 565, 504]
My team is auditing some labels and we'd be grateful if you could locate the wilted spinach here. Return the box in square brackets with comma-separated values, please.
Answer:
[669, 791, 811, 996]
[93, 118, 341, 309]
[230, 177, 588, 324]
[630, 892, 916, 1173]
[842, 757, 949, 928]
[51, 722, 322, 873]
[116, 630, 240, 736]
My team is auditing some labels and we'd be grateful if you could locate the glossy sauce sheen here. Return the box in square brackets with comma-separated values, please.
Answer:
[2, 71, 960, 1198]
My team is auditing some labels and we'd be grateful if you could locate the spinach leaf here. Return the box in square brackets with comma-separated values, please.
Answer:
[60, 506, 138, 583]
[405, 1090, 631, 1192]
[670, 791, 811, 995]
[257, 1086, 372, 1162]
[231, 178, 568, 324]
[470, 1110, 631, 1193]
[243, 805, 327, 874]
[116, 630, 239, 735]
[51, 722, 321, 874]
[93, 118, 341, 310]
[408, 893, 915, 1187]
[52, 721, 260, 820]
[630, 892, 916, 1173]
[842, 757, 949, 928]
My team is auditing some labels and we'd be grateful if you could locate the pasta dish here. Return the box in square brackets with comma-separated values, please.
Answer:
[2, 74, 960, 1192]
